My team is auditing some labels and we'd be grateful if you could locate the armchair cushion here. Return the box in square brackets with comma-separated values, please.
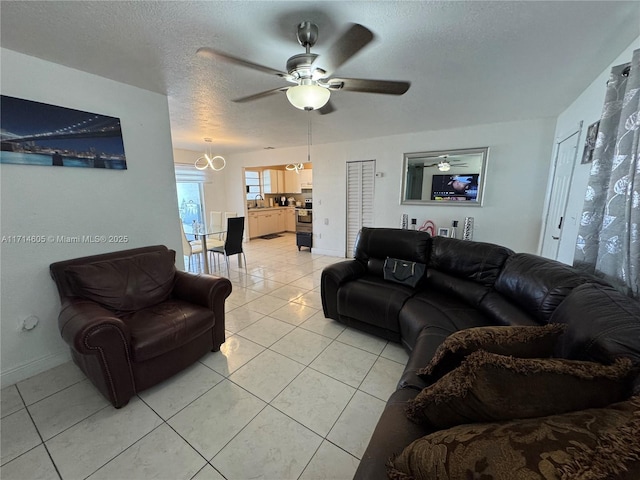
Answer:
[388, 396, 640, 480]
[417, 323, 566, 381]
[406, 351, 634, 429]
[64, 249, 176, 313]
[121, 299, 214, 362]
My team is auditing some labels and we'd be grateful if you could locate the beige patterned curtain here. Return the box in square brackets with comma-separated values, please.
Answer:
[574, 48, 640, 299]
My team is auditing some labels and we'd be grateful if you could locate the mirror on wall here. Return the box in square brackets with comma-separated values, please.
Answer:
[401, 147, 489, 206]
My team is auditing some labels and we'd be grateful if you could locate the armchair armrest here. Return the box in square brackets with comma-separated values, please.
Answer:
[58, 298, 131, 353]
[172, 271, 232, 351]
[172, 271, 232, 309]
[321, 260, 367, 320]
[57, 298, 135, 408]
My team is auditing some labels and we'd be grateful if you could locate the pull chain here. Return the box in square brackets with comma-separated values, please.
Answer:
[307, 114, 312, 163]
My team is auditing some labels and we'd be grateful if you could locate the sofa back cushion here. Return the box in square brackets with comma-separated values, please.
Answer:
[551, 282, 640, 366]
[428, 237, 513, 287]
[64, 249, 176, 314]
[353, 227, 431, 276]
[494, 253, 601, 324]
[423, 237, 513, 306]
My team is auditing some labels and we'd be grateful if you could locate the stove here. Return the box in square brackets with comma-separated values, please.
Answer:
[296, 208, 312, 251]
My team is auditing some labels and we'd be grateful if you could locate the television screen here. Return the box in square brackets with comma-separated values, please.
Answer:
[431, 174, 480, 202]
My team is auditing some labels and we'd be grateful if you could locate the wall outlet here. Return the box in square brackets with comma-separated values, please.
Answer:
[22, 315, 39, 331]
[324, 218, 329, 225]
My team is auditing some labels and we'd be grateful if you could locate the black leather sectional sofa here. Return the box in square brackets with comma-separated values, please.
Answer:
[320, 227, 640, 479]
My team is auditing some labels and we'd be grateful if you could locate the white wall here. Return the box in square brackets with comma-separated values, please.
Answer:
[224, 117, 556, 256]
[547, 37, 640, 264]
[0, 49, 181, 386]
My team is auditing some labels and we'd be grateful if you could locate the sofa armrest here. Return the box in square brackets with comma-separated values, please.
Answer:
[172, 271, 232, 309]
[321, 260, 367, 320]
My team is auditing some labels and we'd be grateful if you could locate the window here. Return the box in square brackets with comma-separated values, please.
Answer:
[245, 170, 261, 200]
[176, 182, 204, 228]
[174, 165, 207, 229]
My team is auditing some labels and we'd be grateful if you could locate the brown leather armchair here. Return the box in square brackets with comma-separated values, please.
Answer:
[50, 245, 232, 408]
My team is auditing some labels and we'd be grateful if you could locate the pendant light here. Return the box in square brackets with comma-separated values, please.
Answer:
[195, 138, 226, 171]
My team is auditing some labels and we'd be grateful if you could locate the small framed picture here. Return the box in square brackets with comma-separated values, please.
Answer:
[438, 227, 450, 237]
[581, 121, 600, 164]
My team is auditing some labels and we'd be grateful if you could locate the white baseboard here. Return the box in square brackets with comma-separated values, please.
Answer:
[312, 248, 345, 257]
[1, 350, 71, 388]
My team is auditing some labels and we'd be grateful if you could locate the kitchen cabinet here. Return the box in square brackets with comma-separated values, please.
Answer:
[284, 170, 302, 193]
[263, 169, 284, 194]
[248, 214, 259, 238]
[275, 210, 285, 232]
[299, 169, 312, 188]
[248, 208, 289, 238]
[285, 208, 296, 232]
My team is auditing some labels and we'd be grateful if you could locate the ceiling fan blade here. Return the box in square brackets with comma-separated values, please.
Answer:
[317, 23, 374, 76]
[316, 100, 336, 115]
[232, 86, 289, 103]
[329, 78, 410, 95]
[197, 47, 287, 77]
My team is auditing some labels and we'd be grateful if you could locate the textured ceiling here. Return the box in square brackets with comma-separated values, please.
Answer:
[1, 1, 639, 155]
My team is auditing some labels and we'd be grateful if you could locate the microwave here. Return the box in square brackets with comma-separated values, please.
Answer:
[304, 199, 312, 209]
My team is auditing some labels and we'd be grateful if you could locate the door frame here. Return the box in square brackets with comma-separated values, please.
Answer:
[537, 121, 583, 258]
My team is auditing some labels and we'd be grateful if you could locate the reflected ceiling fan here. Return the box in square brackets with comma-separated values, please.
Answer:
[197, 21, 410, 114]
[423, 155, 468, 172]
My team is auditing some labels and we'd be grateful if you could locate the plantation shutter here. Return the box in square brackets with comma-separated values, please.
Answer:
[346, 160, 375, 257]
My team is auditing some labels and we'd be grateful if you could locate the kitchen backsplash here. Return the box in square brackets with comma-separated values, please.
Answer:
[247, 193, 310, 209]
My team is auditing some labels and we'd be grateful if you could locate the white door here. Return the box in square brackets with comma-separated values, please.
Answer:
[346, 160, 375, 257]
[540, 129, 581, 259]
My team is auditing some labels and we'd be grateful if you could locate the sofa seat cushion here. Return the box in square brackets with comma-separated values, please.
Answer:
[354, 388, 431, 480]
[388, 396, 640, 480]
[121, 299, 214, 362]
[399, 292, 496, 349]
[64, 250, 176, 313]
[337, 275, 414, 333]
[418, 323, 566, 381]
[406, 351, 634, 429]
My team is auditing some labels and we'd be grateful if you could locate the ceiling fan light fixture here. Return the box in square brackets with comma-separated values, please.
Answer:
[438, 161, 451, 172]
[286, 82, 330, 110]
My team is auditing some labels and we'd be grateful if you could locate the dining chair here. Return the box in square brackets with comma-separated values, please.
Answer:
[208, 216, 246, 276]
[180, 219, 203, 272]
[209, 211, 223, 239]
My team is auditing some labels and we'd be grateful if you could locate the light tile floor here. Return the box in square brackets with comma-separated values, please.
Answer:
[0, 234, 409, 480]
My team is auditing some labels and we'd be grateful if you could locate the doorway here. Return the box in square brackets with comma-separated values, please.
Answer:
[540, 125, 582, 260]
[346, 160, 375, 257]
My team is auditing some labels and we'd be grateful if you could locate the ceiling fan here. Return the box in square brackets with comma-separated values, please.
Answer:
[423, 155, 469, 172]
[196, 21, 410, 114]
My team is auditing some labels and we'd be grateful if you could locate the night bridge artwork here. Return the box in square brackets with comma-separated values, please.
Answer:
[0, 95, 127, 169]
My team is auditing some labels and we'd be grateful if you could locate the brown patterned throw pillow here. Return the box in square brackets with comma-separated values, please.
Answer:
[406, 350, 635, 429]
[417, 323, 566, 381]
[388, 396, 640, 480]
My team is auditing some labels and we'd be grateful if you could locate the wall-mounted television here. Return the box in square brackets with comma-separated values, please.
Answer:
[431, 174, 480, 202]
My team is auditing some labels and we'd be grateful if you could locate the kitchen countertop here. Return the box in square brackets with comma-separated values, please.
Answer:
[247, 206, 297, 212]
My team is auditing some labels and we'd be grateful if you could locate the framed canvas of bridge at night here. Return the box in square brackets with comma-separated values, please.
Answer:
[0, 95, 127, 170]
